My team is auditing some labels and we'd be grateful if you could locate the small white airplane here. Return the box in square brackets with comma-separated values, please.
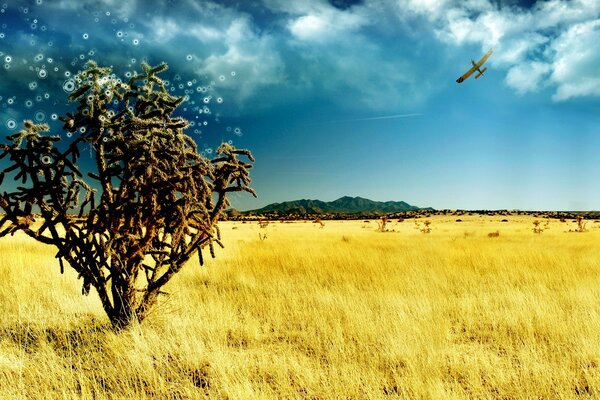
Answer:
[456, 48, 493, 83]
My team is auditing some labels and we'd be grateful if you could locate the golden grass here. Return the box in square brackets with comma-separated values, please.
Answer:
[1, 216, 600, 399]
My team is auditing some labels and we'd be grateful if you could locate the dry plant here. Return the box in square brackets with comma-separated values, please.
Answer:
[0, 61, 255, 329]
[576, 216, 586, 232]
[413, 219, 431, 233]
[532, 220, 543, 234]
[378, 215, 388, 232]
[488, 231, 500, 237]
[313, 218, 325, 228]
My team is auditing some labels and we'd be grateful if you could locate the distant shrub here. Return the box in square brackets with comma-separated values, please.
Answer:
[488, 231, 500, 237]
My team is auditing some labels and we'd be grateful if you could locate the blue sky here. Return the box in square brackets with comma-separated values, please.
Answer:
[1, 0, 599, 210]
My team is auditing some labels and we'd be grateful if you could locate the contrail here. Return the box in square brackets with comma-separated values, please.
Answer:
[306, 113, 423, 126]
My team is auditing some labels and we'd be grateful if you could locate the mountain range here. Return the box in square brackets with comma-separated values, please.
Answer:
[243, 196, 432, 215]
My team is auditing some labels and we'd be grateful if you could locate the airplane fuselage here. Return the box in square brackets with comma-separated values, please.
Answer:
[471, 60, 483, 73]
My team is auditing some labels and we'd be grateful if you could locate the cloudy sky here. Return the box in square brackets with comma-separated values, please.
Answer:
[1, 0, 599, 210]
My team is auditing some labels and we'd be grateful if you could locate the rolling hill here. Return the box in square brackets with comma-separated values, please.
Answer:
[244, 196, 432, 215]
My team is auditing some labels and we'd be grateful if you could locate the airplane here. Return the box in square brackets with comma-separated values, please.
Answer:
[456, 48, 493, 83]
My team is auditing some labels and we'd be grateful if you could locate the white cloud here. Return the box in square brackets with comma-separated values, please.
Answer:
[287, 6, 366, 43]
[549, 19, 600, 100]
[197, 17, 285, 103]
[289, 15, 329, 40]
[505, 61, 551, 94]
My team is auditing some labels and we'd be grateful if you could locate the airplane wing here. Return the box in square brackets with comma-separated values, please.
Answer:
[475, 48, 493, 68]
[456, 48, 493, 83]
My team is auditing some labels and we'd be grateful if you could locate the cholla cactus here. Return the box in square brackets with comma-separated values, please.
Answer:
[0, 61, 255, 329]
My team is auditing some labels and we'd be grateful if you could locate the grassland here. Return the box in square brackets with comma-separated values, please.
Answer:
[1, 216, 599, 399]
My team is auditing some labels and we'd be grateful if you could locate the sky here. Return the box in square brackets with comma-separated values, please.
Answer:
[0, 0, 599, 211]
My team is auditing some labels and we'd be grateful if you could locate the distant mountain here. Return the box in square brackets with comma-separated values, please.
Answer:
[244, 196, 432, 215]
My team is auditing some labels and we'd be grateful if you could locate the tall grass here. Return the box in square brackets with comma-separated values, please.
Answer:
[1, 217, 599, 398]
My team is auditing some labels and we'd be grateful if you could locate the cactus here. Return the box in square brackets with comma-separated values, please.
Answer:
[0, 61, 255, 329]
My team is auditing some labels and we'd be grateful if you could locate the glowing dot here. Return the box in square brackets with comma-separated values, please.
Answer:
[41, 155, 52, 165]
[6, 119, 16, 129]
[25, 99, 33, 108]
[38, 69, 47, 78]
[47, 57, 53, 63]
[219, 75, 225, 81]
[203, 97, 210, 104]
[79, 127, 86, 133]
[34, 111, 45, 122]
[102, 137, 108, 142]
[0, 33, 4, 39]
[217, 97, 223, 103]
[4, 55, 11, 63]
[105, 11, 110, 16]
[132, 39, 139, 45]
[50, 113, 58, 120]
[186, 54, 193, 61]
[40, 26, 46, 31]
[234, 127, 242, 136]
[63, 79, 75, 92]
[30, 23, 37, 29]
[82, 33, 89, 39]
[116, 31, 122, 37]
[231, 71, 236, 76]
[206, 148, 213, 154]
[28, 81, 38, 90]
[48, 41, 53, 47]
[66, 132, 72, 137]
[7, 98, 13, 104]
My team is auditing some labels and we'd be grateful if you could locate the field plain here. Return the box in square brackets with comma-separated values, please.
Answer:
[1, 216, 599, 399]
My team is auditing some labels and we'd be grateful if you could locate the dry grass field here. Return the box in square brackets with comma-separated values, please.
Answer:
[1, 216, 600, 399]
